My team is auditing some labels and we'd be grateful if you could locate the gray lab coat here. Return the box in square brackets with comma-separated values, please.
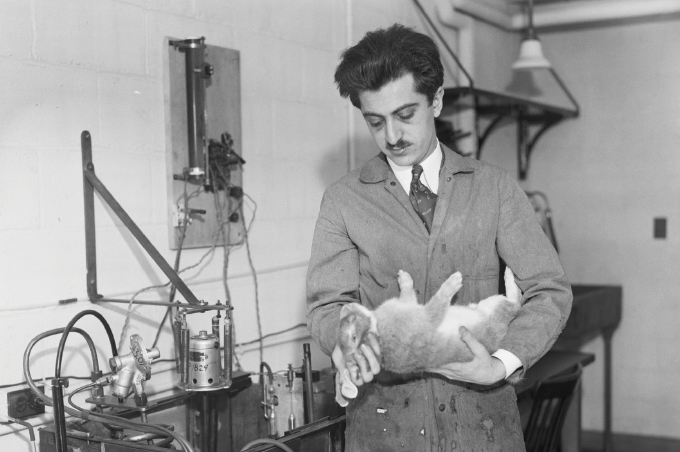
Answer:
[307, 145, 572, 451]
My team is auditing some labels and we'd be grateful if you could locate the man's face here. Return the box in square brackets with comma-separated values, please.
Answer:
[358, 73, 443, 167]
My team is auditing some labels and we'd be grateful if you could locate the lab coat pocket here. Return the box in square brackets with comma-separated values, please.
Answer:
[454, 384, 525, 452]
[345, 379, 430, 452]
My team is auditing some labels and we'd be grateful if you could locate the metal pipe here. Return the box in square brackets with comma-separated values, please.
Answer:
[303, 343, 314, 424]
[183, 37, 207, 179]
[202, 394, 210, 452]
[173, 318, 182, 371]
[223, 313, 233, 385]
[95, 298, 228, 312]
[3, 416, 38, 452]
[413, 0, 473, 88]
[97, 298, 193, 307]
[345, 0, 356, 172]
[181, 325, 190, 385]
[51, 379, 68, 452]
[81, 131, 98, 300]
[210, 394, 218, 452]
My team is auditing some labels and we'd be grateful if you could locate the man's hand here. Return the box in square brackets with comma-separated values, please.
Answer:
[333, 332, 381, 387]
[427, 327, 506, 385]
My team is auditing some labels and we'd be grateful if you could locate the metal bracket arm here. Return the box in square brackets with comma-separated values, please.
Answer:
[477, 112, 510, 160]
[81, 130, 201, 305]
[517, 115, 562, 180]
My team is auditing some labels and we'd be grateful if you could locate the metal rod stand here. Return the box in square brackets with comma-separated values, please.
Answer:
[51, 378, 69, 452]
[81, 130, 201, 305]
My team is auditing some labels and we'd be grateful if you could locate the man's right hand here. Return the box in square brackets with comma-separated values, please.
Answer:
[333, 332, 382, 387]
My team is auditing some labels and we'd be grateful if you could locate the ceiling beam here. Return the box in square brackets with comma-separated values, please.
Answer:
[445, 0, 680, 31]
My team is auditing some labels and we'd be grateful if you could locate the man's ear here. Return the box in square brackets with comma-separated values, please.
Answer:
[433, 85, 444, 118]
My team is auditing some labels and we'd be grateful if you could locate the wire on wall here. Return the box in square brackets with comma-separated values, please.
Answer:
[115, 138, 270, 376]
[240, 192, 264, 366]
[152, 179, 193, 349]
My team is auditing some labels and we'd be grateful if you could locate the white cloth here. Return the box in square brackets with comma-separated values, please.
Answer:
[335, 368, 358, 407]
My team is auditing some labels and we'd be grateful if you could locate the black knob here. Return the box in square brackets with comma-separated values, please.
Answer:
[203, 64, 214, 78]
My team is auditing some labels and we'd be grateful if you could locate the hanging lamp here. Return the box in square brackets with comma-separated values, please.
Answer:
[512, 0, 551, 70]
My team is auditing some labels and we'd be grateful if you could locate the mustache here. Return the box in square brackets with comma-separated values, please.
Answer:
[386, 140, 411, 151]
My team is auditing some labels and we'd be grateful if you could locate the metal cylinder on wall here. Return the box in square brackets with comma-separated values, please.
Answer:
[182, 37, 208, 180]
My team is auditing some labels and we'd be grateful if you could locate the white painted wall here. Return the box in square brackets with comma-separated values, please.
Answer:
[531, 19, 680, 439]
[0, 0, 457, 449]
[479, 15, 680, 441]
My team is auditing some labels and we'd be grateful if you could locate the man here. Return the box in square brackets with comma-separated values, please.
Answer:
[307, 24, 572, 451]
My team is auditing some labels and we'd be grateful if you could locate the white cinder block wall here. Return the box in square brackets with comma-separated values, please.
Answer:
[0, 0, 458, 449]
[478, 14, 680, 443]
[531, 20, 680, 440]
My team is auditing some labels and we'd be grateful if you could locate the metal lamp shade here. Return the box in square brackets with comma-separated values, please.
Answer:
[512, 39, 552, 70]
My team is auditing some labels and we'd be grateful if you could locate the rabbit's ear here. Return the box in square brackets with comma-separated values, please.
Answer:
[340, 302, 372, 321]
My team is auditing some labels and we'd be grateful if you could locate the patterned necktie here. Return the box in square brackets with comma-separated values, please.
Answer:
[409, 164, 438, 233]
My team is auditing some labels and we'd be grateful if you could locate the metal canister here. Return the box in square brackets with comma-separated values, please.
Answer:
[189, 330, 221, 387]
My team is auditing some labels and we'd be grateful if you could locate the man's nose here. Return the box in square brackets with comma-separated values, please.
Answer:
[384, 120, 402, 146]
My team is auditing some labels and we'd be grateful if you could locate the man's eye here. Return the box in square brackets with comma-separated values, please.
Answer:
[399, 112, 414, 121]
[369, 120, 383, 128]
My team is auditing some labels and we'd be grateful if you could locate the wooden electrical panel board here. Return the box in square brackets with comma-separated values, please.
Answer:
[164, 38, 244, 250]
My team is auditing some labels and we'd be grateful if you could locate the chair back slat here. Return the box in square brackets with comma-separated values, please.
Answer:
[523, 364, 582, 452]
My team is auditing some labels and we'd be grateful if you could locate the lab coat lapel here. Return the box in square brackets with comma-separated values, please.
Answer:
[384, 171, 430, 236]
[428, 145, 476, 254]
[360, 153, 430, 237]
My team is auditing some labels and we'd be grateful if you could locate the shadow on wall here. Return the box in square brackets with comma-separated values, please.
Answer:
[314, 135, 383, 188]
[313, 138, 351, 188]
[352, 135, 381, 171]
[98, 200, 168, 290]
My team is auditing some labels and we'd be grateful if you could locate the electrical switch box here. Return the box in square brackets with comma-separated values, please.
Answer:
[654, 217, 667, 239]
[1, 386, 45, 419]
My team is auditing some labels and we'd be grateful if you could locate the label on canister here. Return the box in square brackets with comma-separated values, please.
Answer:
[189, 337, 221, 386]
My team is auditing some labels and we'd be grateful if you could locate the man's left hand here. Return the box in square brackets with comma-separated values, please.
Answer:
[427, 326, 506, 385]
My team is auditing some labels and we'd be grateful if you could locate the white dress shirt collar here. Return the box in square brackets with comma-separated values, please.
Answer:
[386, 141, 442, 195]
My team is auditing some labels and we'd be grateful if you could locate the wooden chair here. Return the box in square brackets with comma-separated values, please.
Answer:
[523, 364, 583, 452]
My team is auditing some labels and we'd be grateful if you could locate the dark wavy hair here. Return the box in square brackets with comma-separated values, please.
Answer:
[334, 24, 444, 109]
